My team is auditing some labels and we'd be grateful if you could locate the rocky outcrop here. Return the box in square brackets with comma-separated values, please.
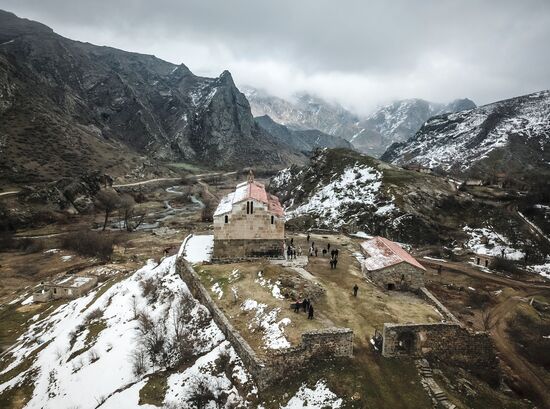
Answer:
[0, 10, 303, 184]
[255, 115, 353, 152]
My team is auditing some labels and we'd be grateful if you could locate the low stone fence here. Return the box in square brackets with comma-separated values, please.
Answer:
[382, 322, 497, 372]
[419, 287, 459, 323]
[176, 257, 353, 390]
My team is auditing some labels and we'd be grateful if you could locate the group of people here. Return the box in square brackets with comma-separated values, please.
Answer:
[293, 297, 314, 319]
[286, 238, 302, 260]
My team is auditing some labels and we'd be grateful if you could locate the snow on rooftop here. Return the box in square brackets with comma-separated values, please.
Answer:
[213, 180, 283, 217]
[361, 236, 425, 272]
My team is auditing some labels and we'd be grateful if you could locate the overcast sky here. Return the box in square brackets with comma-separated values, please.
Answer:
[2, 0, 549, 114]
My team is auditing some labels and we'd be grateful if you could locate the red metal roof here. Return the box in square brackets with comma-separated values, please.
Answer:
[219, 180, 284, 217]
[360, 236, 426, 272]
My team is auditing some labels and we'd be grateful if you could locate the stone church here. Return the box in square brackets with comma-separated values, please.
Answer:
[360, 236, 425, 291]
[212, 172, 285, 259]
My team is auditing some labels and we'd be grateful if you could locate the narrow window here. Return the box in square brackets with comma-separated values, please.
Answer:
[271, 215, 274, 224]
[246, 201, 250, 214]
[250, 201, 254, 214]
[224, 215, 228, 224]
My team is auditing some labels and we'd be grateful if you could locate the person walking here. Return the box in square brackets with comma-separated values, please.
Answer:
[327, 243, 331, 251]
[308, 304, 314, 320]
[322, 249, 327, 257]
[334, 258, 338, 269]
[294, 300, 300, 313]
[331, 249, 335, 259]
[314, 247, 318, 257]
[329, 259, 334, 269]
[334, 249, 339, 259]
[307, 233, 310, 243]
[303, 298, 309, 312]
[353, 284, 359, 297]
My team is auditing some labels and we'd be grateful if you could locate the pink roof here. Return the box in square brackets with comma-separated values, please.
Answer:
[360, 236, 426, 272]
[214, 181, 284, 217]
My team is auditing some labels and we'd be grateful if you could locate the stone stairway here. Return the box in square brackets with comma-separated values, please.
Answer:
[416, 359, 458, 409]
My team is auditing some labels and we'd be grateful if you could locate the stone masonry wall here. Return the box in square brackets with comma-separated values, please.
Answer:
[213, 200, 284, 241]
[382, 322, 497, 371]
[363, 262, 424, 291]
[176, 257, 353, 390]
[213, 238, 284, 259]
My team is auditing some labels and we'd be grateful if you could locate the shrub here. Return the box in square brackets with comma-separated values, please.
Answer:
[490, 256, 521, 275]
[61, 230, 115, 260]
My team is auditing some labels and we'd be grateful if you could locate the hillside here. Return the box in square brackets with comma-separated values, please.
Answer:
[381, 90, 550, 183]
[255, 115, 353, 153]
[0, 11, 304, 186]
[269, 148, 549, 254]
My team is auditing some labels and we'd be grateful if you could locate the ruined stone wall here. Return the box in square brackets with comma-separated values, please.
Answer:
[213, 200, 284, 241]
[213, 238, 284, 259]
[363, 262, 424, 290]
[382, 322, 497, 371]
[176, 257, 353, 390]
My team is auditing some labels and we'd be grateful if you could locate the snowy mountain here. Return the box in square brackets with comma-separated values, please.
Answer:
[353, 98, 476, 157]
[242, 87, 361, 141]
[255, 115, 353, 153]
[381, 90, 550, 182]
[0, 11, 304, 185]
[244, 86, 475, 158]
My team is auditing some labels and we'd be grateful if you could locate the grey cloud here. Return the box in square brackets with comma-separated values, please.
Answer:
[1, 0, 549, 114]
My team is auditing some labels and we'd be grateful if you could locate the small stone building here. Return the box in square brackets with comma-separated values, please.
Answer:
[474, 254, 492, 268]
[213, 172, 284, 259]
[33, 275, 98, 302]
[360, 236, 425, 291]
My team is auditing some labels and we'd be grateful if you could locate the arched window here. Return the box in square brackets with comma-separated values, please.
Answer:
[250, 201, 254, 214]
[271, 215, 274, 225]
[224, 215, 228, 224]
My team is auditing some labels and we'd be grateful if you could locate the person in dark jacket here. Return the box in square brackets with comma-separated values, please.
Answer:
[314, 247, 318, 257]
[294, 300, 300, 313]
[334, 249, 339, 259]
[308, 304, 314, 319]
[333, 258, 338, 269]
[307, 233, 310, 243]
[303, 298, 309, 312]
[327, 243, 331, 251]
[353, 284, 359, 297]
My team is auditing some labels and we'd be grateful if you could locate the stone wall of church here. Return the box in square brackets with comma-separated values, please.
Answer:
[213, 238, 284, 259]
[213, 199, 284, 241]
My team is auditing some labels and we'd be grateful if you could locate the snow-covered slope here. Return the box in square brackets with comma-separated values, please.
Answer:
[353, 98, 476, 156]
[0, 238, 346, 408]
[382, 90, 550, 180]
[269, 148, 463, 245]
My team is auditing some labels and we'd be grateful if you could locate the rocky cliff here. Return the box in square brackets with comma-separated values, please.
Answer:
[0, 10, 303, 185]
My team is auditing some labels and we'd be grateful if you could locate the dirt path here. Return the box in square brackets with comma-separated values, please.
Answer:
[113, 177, 182, 188]
[0, 190, 19, 197]
[420, 259, 550, 291]
[488, 294, 550, 408]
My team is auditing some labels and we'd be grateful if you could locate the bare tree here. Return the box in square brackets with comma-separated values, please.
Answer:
[95, 190, 121, 231]
[119, 194, 145, 232]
